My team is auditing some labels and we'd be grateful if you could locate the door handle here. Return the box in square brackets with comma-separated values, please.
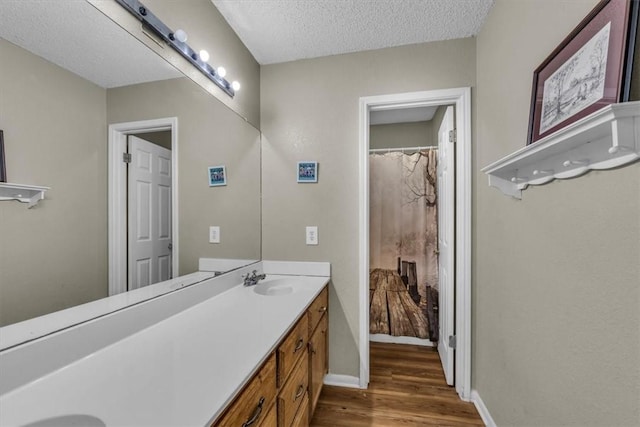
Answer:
[433, 249, 440, 255]
[168, 243, 173, 251]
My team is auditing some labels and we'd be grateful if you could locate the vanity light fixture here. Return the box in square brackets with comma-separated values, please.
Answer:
[173, 29, 188, 43]
[115, 0, 239, 98]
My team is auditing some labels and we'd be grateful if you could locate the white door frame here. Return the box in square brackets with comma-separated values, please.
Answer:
[108, 117, 179, 296]
[358, 88, 472, 400]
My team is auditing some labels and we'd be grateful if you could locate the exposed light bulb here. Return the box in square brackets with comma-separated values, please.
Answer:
[231, 81, 241, 91]
[199, 50, 210, 62]
[217, 66, 227, 78]
[174, 29, 188, 43]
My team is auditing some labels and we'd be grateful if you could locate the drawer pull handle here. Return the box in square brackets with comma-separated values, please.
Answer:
[309, 343, 316, 355]
[295, 384, 305, 400]
[294, 338, 304, 352]
[242, 396, 265, 427]
[318, 306, 327, 313]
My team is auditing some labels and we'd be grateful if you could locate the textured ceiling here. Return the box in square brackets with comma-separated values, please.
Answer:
[212, 0, 494, 64]
[0, 1, 182, 88]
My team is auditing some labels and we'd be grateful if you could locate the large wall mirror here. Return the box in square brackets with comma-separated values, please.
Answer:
[0, 1, 261, 342]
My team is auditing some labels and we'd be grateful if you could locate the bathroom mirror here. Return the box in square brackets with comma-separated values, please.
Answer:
[0, 1, 261, 340]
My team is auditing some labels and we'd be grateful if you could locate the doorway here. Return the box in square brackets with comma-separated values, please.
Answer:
[359, 88, 472, 400]
[108, 117, 179, 296]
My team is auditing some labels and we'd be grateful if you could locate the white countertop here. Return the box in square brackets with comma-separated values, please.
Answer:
[0, 273, 329, 427]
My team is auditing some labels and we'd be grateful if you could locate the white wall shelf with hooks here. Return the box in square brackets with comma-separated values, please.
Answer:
[482, 101, 640, 199]
[0, 183, 50, 208]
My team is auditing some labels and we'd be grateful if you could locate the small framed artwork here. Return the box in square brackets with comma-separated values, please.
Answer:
[527, 0, 639, 145]
[208, 165, 227, 187]
[297, 161, 318, 183]
[0, 130, 6, 182]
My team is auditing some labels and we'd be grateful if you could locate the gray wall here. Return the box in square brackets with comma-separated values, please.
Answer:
[475, 1, 640, 425]
[0, 40, 108, 326]
[107, 78, 261, 275]
[261, 38, 476, 376]
[369, 121, 431, 150]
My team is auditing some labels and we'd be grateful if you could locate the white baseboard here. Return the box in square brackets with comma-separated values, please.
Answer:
[323, 373, 361, 389]
[471, 389, 496, 427]
[369, 334, 434, 347]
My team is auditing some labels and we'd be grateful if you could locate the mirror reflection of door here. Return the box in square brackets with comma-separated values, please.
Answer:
[127, 134, 172, 290]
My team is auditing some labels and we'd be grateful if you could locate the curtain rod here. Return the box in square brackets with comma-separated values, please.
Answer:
[369, 146, 437, 153]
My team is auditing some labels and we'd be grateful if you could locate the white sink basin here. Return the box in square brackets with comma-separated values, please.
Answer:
[253, 279, 296, 296]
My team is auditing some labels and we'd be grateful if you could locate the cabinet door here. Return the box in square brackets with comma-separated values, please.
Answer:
[290, 393, 309, 427]
[278, 350, 309, 427]
[308, 313, 327, 417]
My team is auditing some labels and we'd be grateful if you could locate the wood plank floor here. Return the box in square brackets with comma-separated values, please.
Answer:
[310, 342, 483, 426]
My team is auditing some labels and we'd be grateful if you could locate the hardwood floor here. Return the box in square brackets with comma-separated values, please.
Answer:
[310, 342, 483, 426]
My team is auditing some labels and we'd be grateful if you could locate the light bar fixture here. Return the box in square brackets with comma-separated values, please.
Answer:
[114, 0, 237, 97]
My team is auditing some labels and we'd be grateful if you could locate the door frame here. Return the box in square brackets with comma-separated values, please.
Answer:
[358, 88, 472, 400]
[108, 117, 179, 296]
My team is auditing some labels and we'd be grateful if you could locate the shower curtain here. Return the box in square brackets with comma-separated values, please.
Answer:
[369, 150, 439, 341]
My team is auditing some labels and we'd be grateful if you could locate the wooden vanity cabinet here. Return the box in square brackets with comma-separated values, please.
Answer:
[212, 285, 328, 427]
[307, 287, 328, 418]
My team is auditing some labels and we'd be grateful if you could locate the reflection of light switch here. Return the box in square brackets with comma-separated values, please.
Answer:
[306, 226, 318, 245]
[209, 226, 220, 243]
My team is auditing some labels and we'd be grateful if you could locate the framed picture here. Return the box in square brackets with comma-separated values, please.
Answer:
[208, 165, 226, 187]
[0, 130, 6, 182]
[297, 161, 318, 183]
[527, 0, 639, 145]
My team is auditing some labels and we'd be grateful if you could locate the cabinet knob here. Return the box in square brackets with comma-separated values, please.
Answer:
[294, 338, 304, 352]
[295, 384, 305, 400]
[319, 306, 327, 313]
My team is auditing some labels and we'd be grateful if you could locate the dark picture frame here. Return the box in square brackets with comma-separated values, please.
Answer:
[527, 0, 639, 145]
[0, 130, 6, 182]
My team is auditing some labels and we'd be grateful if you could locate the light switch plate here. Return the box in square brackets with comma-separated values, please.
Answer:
[209, 226, 220, 244]
[306, 226, 318, 245]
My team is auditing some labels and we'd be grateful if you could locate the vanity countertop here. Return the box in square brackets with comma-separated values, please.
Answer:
[0, 274, 329, 426]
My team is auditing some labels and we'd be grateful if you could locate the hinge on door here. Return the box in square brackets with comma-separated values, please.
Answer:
[449, 130, 457, 143]
[449, 335, 457, 349]
[123, 152, 132, 163]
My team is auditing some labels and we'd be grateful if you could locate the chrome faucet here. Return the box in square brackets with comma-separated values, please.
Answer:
[243, 270, 266, 286]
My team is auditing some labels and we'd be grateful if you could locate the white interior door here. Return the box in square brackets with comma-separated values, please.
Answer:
[437, 106, 455, 385]
[128, 135, 172, 290]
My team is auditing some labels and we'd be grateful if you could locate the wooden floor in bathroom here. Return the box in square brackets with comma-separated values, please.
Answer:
[310, 342, 483, 426]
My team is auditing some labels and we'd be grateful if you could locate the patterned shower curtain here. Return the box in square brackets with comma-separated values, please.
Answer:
[369, 150, 439, 341]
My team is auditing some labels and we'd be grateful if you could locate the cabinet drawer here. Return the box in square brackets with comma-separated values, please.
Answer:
[260, 402, 277, 427]
[290, 393, 309, 427]
[307, 287, 328, 335]
[278, 349, 309, 427]
[277, 315, 308, 387]
[214, 353, 277, 427]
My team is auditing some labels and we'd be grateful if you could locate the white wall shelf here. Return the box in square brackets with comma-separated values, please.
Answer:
[482, 101, 640, 199]
[0, 183, 50, 208]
